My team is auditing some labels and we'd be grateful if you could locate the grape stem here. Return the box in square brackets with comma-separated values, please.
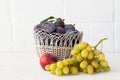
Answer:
[94, 38, 108, 50]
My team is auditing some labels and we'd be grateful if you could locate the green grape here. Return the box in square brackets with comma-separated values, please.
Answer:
[100, 60, 108, 67]
[50, 70, 55, 74]
[94, 57, 99, 61]
[55, 68, 62, 76]
[81, 49, 89, 58]
[98, 53, 105, 60]
[78, 42, 88, 50]
[50, 63, 57, 71]
[82, 68, 87, 74]
[74, 44, 80, 49]
[74, 62, 81, 71]
[62, 66, 69, 75]
[45, 64, 50, 71]
[63, 59, 69, 66]
[87, 65, 94, 74]
[95, 66, 103, 73]
[57, 61, 64, 69]
[91, 60, 99, 68]
[80, 60, 88, 69]
[71, 56, 77, 62]
[70, 66, 78, 75]
[76, 54, 83, 62]
[87, 52, 94, 60]
[66, 58, 74, 65]
[103, 66, 111, 72]
[93, 50, 101, 56]
[71, 48, 80, 55]
[86, 46, 92, 52]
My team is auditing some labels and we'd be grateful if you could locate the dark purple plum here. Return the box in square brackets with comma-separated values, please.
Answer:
[64, 24, 75, 32]
[66, 30, 77, 36]
[42, 21, 56, 32]
[55, 26, 65, 34]
[55, 18, 65, 28]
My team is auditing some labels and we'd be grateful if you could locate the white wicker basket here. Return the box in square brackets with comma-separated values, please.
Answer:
[34, 28, 83, 60]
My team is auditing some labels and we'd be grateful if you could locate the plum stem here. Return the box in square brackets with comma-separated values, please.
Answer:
[40, 16, 55, 26]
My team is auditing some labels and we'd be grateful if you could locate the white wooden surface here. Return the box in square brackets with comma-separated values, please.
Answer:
[0, 53, 119, 80]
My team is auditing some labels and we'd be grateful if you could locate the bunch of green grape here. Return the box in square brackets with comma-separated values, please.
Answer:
[45, 58, 79, 76]
[45, 38, 111, 76]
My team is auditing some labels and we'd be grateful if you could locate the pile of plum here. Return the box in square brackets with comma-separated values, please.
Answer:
[34, 16, 78, 34]
[34, 16, 82, 47]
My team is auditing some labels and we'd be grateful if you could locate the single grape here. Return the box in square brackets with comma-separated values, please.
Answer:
[94, 66, 103, 73]
[63, 59, 69, 66]
[74, 44, 80, 50]
[98, 53, 105, 60]
[71, 56, 77, 62]
[76, 54, 83, 62]
[91, 60, 99, 68]
[55, 68, 62, 76]
[87, 65, 94, 74]
[80, 60, 88, 69]
[42, 21, 56, 32]
[78, 42, 88, 50]
[81, 49, 89, 58]
[87, 52, 94, 60]
[57, 61, 64, 69]
[62, 66, 69, 75]
[86, 46, 92, 52]
[66, 58, 74, 65]
[50, 63, 57, 71]
[103, 66, 111, 72]
[73, 62, 81, 71]
[100, 60, 108, 67]
[50, 70, 55, 74]
[93, 57, 99, 62]
[45, 64, 50, 71]
[82, 68, 87, 74]
[93, 50, 101, 56]
[71, 48, 80, 55]
[70, 66, 78, 75]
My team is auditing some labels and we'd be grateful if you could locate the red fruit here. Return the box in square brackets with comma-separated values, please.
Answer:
[55, 18, 65, 28]
[40, 53, 57, 70]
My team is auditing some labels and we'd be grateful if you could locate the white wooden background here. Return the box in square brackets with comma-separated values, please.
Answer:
[0, 0, 120, 53]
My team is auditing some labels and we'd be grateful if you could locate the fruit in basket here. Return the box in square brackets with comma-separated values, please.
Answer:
[65, 24, 75, 32]
[55, 18, 65, 28]
[40, 53, 57, 70]
[42, 21, 56, 32]
[55, 26, 65, 34]
[34, 16, 80, 35]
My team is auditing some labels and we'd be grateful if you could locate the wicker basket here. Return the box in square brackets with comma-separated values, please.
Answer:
[34, 28, 83, 60]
